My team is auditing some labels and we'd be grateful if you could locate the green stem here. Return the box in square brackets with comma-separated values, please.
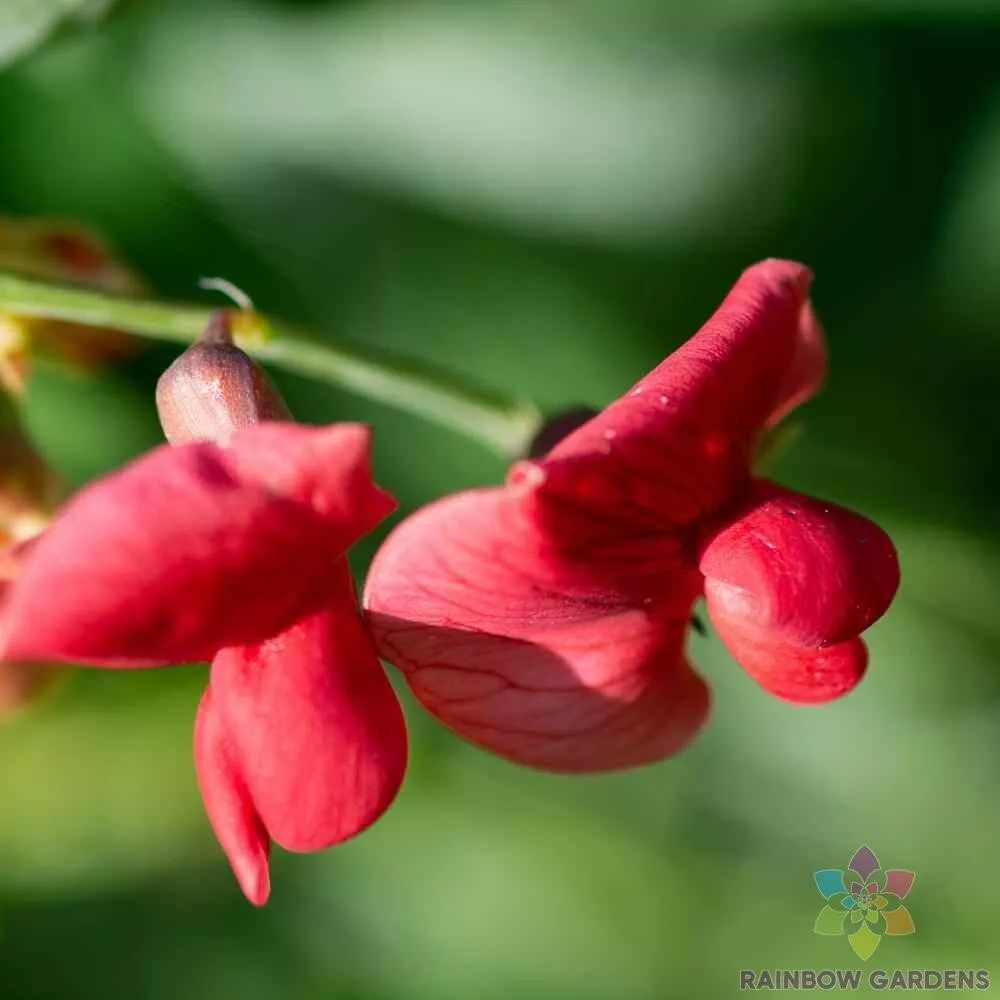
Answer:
[0, 272, 542, 458]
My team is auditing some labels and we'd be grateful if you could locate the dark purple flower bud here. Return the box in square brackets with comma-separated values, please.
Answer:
[156, 312, 291, 446]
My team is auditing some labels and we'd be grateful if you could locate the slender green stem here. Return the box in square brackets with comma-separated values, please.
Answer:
[0, 272, 542, 458]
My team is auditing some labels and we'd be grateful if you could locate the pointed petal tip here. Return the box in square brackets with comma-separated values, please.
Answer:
[230, 420, 398, 524]
[195, 688, 275, 907]
[236, 859, 271, 907]
[749, 258, 814, 295]
[305, 422, 398, 525]
[310, 421, 376, 468]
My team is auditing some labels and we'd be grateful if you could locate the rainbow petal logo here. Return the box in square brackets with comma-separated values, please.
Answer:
[814, 845, 915, 961]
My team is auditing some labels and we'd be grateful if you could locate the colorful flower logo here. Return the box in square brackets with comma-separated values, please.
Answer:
[814, 845, 915, 960]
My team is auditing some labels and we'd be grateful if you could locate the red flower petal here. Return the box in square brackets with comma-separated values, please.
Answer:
[533, 259, 818, 530]
[707, 608, 869, 703]
[767, 299, 827, 429]
[0, 424, 393, 667]
[365, 488, 709, 772]
[699, 481, 898, 703]
[194, 688, 271, 906]
[700, 481, 900, 647]
[208, 564, 407, 854]
[224, 422, 392, 525]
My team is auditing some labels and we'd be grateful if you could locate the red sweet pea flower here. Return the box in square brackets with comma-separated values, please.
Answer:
[364, 260, 899, 773]
[0, 422, 406, 904]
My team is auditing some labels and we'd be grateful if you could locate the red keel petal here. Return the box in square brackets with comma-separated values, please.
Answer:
[210, 565, 407, 853]
[700, 481, 900, 647]
[700, 481, 898, 703]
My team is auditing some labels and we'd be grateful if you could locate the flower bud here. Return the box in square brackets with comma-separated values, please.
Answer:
[156, 312, 291, 446]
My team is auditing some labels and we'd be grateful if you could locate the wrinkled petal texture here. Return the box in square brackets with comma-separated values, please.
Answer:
[0, 423, 393, 666]
[532, 259, 821, 530]
[365, 488, 709, 773]
[700, 481, 899, 702]
[205, 564, 407, 860]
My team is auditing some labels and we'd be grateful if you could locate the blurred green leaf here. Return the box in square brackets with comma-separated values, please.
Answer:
[2, 2, 1000, 997]
[0, 670, 208, 894]
[140, 2, 800, 245]
[0, 0, 113, 70]
[937, 92, 1000, 332]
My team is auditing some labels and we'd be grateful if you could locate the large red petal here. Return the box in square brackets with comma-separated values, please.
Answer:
[532, 260, 819, 530]
[365, 488, 709, 772]
[0, 423, 393, 667]
[194, 687, 271, 905]
[699, 481, 898, 703]
[209, 565, 407, 853]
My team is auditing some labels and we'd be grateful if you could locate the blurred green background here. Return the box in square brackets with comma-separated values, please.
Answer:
[2, 0, 1000, 997]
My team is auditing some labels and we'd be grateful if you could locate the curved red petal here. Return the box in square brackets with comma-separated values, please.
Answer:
[767, 299, 827, 428]
[209, 565, 407, 853]
[194, 688, 271, 905]
[365, 489, 709, 772]
[699, 481, 900, 649]
[708, 606, 869, 703]
[0, 424, 393, 667]
[534, 259, 818, 530]
[225, 422, 394, 526]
